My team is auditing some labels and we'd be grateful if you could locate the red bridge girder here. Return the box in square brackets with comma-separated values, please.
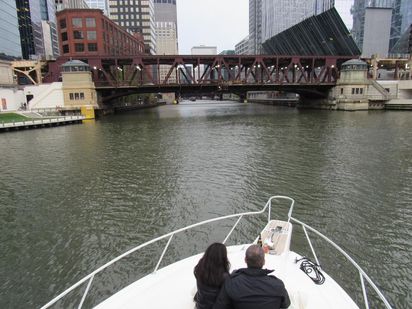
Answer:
[45, 55, 355, 88]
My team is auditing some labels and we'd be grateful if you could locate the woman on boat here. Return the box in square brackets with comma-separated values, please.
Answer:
[193, 243, 230, 309]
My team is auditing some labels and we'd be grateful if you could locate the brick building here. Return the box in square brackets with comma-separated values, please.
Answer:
[56, 9, 145, 57]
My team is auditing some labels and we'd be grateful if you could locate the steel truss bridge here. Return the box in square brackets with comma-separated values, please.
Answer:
[45, 55, 355, 101]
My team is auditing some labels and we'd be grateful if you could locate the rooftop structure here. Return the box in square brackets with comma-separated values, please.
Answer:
[219, 50, 236, 55]
[84, 0, 108, 15]
[191, 46, 217, 55]
[55, 0, 89, 11]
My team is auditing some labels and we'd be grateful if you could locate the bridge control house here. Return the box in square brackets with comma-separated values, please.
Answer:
[56, 9, 145, 58]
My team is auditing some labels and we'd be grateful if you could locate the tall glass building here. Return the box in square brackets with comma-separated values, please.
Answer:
[400, 0, 412, 33]
[109, 0, 156, 54]
[261, 0, 334, 43]
[16, 0, 59, 59]
[351, 0, 412, 51]
[0, 1, 22, 58]
[249, 0, 262, 54]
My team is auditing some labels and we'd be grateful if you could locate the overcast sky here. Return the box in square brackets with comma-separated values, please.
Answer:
[176, 0, 249, 54]
[176, 0, 353, 55]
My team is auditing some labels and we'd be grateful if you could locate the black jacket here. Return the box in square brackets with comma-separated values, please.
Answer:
[213, 268, 290, 309]
[194, 280, 222, 309]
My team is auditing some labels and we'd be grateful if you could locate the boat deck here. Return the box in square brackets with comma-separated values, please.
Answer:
[95, 244, 359, 309]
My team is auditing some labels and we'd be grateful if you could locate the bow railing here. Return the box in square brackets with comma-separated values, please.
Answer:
[40, 196, 392, 309]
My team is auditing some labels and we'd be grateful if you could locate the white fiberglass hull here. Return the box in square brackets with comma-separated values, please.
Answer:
[95, 244, 358, 309]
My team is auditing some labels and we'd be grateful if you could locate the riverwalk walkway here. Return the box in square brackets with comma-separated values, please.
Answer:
[0, 115, 86, 132]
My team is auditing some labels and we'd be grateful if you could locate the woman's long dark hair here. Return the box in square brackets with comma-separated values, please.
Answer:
[194, 243, 230, 287]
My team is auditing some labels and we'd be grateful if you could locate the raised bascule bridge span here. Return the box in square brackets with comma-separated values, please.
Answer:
[45, 55, 355, 103]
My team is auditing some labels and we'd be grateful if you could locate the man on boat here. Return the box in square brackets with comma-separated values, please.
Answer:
[213, 244, 290, 309]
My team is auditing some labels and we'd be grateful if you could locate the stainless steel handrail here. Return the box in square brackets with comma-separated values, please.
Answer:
[289, 215, 393, 309]
[40, 196, 392, 309]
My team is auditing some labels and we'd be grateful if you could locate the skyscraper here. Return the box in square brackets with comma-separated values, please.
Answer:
[258, 0, 335, 50]
[109, 0, 156, 54]
[249, 0, 262, 54]
[260, 0, 334, 45]
[154, 0, 178, 55]
[391, 0, 412, 50]
[400, 0, 412, 33]
[0, 1, 22, 58]
[154, 0, 178, 82]
[16, 0, 60, 59]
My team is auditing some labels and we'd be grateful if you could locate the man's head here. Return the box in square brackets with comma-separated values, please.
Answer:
[245, 245, 265, 269]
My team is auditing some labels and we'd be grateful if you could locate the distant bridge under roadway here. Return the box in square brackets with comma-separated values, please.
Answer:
[45, 55, 357, 102]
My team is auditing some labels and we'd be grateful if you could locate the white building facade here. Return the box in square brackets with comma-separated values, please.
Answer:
[235, 36, 250, 55]
[191, 46, 217, 83]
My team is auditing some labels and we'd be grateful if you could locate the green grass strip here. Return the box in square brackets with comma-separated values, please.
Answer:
[0, 113, 31, 123]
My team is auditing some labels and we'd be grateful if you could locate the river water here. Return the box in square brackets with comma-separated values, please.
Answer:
[0, 101, 411, 308]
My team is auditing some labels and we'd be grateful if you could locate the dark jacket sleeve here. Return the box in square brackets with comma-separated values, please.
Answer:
[212, 282, 233, 309]
[280, 283, 291, 308]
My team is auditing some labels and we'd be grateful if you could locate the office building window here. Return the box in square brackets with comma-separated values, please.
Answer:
[63, 45, 69, 54]
[86, 18, 96, 28]
[60, 19, 66, 29]
[73, 31, 84, 39]
[88, 43, 98, 51]
[72, 18, 82, 28]
[61, 32, 68, 41]
[70, 92, 85, 100]
[87, 31, 96, 40]
[75, 43, 85, 52]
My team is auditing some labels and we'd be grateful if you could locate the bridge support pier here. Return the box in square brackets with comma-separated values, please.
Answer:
[299, 59, 373, 111]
